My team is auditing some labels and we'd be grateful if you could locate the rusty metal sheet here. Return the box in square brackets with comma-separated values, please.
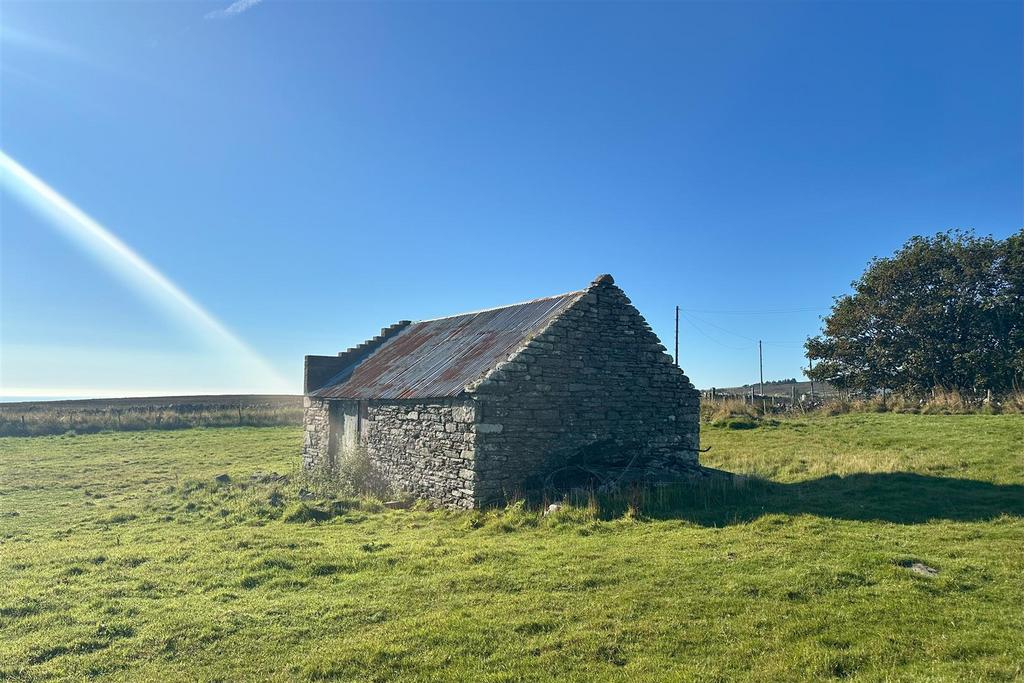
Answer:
[311, 290, 584, 400]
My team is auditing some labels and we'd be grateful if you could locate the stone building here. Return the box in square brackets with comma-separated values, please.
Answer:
[302, 274, 700, 508]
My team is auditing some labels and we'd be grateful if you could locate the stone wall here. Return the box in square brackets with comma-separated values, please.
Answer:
[467, 275, 700, 504]
[302, 397, 331, 470]
[302, 396, 478, 509]
[362, 400, 477, 508]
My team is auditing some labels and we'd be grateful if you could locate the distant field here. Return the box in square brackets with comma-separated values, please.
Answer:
[708, 380, 838, 398]
[1, 415, 1021, 681]
[0, 395, 303, 436]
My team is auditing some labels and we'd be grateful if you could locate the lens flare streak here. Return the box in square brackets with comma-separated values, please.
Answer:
[0, 150, 289, 392]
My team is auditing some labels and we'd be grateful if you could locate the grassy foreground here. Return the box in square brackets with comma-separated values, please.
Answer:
[1, 415, 1022, 681]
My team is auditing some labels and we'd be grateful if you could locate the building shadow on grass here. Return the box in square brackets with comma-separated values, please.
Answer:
[596, 471, 1024, 526]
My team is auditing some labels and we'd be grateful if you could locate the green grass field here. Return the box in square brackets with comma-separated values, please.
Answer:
[1, 415, 1022, 681]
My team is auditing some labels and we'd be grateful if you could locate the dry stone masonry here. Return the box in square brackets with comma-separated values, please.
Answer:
[302, 274, 700, 508]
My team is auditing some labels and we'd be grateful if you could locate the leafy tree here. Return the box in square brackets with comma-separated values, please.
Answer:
[806, 229, 1024, 395]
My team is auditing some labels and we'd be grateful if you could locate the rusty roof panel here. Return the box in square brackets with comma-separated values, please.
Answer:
[311, 290, 584, 400]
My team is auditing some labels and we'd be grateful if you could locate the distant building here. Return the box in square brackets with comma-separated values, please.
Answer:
[302, 274, 700, 508]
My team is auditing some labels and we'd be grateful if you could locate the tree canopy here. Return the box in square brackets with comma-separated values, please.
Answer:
[806, 229, 1024, 395]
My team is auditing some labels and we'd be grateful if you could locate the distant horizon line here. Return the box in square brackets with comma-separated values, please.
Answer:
[0, 387, 302, 404]
[0, 378, 811, 404]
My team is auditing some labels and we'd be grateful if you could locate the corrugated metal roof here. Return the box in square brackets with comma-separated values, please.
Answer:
[311, 290, 584, 400]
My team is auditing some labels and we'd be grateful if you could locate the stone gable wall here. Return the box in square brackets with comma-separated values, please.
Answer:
[467, 276, 700, 504]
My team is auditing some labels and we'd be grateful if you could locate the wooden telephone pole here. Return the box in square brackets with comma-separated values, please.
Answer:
[759, 340, 766, 411]
[674, 305, 680, 367]
[808, 357, 815, 401]
[758, 340, 764, 397]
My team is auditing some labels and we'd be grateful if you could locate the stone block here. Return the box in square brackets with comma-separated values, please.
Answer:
[474, 423, 504, 434]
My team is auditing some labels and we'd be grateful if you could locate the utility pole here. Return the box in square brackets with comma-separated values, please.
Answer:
[674, 305, 679, 367]
[808, 357, 815, 401]
[758, 340, 764, 397]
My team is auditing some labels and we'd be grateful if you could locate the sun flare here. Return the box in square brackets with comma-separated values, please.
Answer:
[0, 150, 290, 393]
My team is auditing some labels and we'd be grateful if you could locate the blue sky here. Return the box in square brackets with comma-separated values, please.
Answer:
[1, 0, 1021, 399]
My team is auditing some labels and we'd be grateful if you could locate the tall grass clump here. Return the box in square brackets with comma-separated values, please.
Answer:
[920, 389, 971, 415]
[700, 399, 765, 429]
[703, 388, 1024, 418]
[299, 447, 393, 502]
[1001, 391, 1024, 414]
[817, 388, 1019, 416]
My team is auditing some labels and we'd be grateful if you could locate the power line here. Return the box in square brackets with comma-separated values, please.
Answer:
[679, 306, 826, 315]
[679, 313, 751, 351]
[674, 306, 818, 383]
[683, 311, 811, 346]
[683, 311, 759, 342]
